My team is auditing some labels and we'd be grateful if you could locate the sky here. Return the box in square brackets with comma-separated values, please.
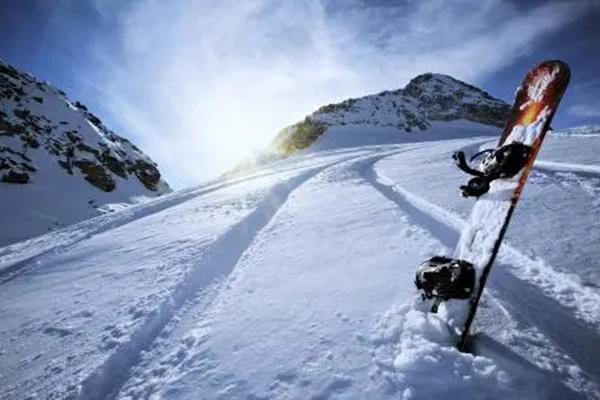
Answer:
[1, 0, 599, 188]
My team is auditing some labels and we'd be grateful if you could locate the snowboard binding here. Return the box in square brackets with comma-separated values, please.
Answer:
[453, 142, 532, 197]
[415, 256, 475, 313]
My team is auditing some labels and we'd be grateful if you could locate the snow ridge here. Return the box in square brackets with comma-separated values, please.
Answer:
[370, 160, 600, 331]
[0, 58, 170, 246]
[271, 73, 509, 156]
[77, 171, 312, 398]
[363, 151, 600, 398]
[313, 73, 509, 130]
[76, 151, 397, 399]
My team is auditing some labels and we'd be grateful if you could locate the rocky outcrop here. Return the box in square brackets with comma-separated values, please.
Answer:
[0, 58, 170, 193]
[272, 73, 509, 156]
[271, 118, 327, 157]
[402, 73, 509, 127]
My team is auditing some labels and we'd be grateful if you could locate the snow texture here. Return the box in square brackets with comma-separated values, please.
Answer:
[310, 73, 509, 131]
[1, 119, 599, 399]
[1, 61, 599, 399]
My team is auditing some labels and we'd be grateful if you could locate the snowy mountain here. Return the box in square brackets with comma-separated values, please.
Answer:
[272, 73, 509, 156]
[2, 64, 600, 399]
[553, 125, 600, 136]
[2, 110, 600, 398]
[0, 59, 170, 246]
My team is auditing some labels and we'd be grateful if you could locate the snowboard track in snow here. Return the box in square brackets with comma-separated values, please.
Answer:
[360, 153, 600, 389]
[77, 165, 332, 399]
[0, 149, 373, 285]
[534, 160, 600, 178]
[365, 153, 600, 325]
[76, 149, 409, 400]
[3, 139, 599, 399]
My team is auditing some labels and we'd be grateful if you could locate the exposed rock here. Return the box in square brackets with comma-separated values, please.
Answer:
[2, 170, 29, 184]
[100, 152, 126, 178]
[73, 160, 115, 192]
[57, 159, 73, 174]
[272, 73, 509, 156]
[76, 142, 99, 156]
[271, 118, 327, 157]
[0, 57, 170, 193]
[130, 160, 162, 191]
[74, 101, 88, 111]
[403, 73, 508, 127]
[0, 57, 175, 245]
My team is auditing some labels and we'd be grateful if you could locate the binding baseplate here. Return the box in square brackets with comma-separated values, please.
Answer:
[453, 142, 532, 197]
[415, 256, 475, 313]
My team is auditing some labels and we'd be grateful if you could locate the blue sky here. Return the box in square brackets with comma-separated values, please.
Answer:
[1, 0, 599, 187]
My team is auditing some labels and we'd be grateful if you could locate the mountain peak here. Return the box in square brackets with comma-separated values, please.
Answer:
[271, 73, 509, 156]
[404, 72, 497, 101]
[0, 58, 170, 245]
[406, 72, 457, 86]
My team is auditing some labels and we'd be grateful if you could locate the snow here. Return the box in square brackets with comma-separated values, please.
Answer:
[310, 121, 500, 151]
[0, 58, 170, 247]
[369, 302, 572, 399]
[1, 120, 600, 399]
[282, 72, 509, 142]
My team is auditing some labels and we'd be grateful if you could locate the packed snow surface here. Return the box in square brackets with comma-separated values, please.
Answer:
[1, 122, 599, 399]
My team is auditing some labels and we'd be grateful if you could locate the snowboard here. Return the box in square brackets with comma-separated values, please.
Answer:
[420, 60, 571, 351]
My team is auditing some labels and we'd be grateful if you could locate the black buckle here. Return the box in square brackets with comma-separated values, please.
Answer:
[460, 177, 490, 198]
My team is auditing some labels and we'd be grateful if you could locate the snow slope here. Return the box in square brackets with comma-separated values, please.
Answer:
[269, 73, 509, 158]
[0, 59, 170, 247]
[1, 121, 599, 399]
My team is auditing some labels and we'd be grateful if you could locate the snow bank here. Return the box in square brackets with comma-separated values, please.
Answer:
[370, 301, 571, 399]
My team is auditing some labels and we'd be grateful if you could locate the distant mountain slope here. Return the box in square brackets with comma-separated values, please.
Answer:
[552, 125, 600, 136]
[272, 73, 510, 156]
[0, 58, 170, 246]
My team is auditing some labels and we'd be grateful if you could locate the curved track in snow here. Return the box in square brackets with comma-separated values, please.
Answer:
[0, 149, 376, 284]
[77, 148, 413, 400]
[367, 161, 600, 329]
[77, 165, 332, 399]
[365, 148, 600, 396]
[2, 135, 599, 400]
[114, 141, 600, 400]
[535, 160, 600, 177]
[0, 149, 388, 399]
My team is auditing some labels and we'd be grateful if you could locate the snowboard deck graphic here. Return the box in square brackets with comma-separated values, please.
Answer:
[447, 60, 571, 351]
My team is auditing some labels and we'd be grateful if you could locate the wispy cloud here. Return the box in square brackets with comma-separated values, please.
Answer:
[568, 103, 600, 118]
[83, 0, 588, 187]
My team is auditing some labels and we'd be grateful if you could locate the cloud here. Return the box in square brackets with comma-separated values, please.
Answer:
[82, 0, 588, 187]
[568, 103, 600, 118]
